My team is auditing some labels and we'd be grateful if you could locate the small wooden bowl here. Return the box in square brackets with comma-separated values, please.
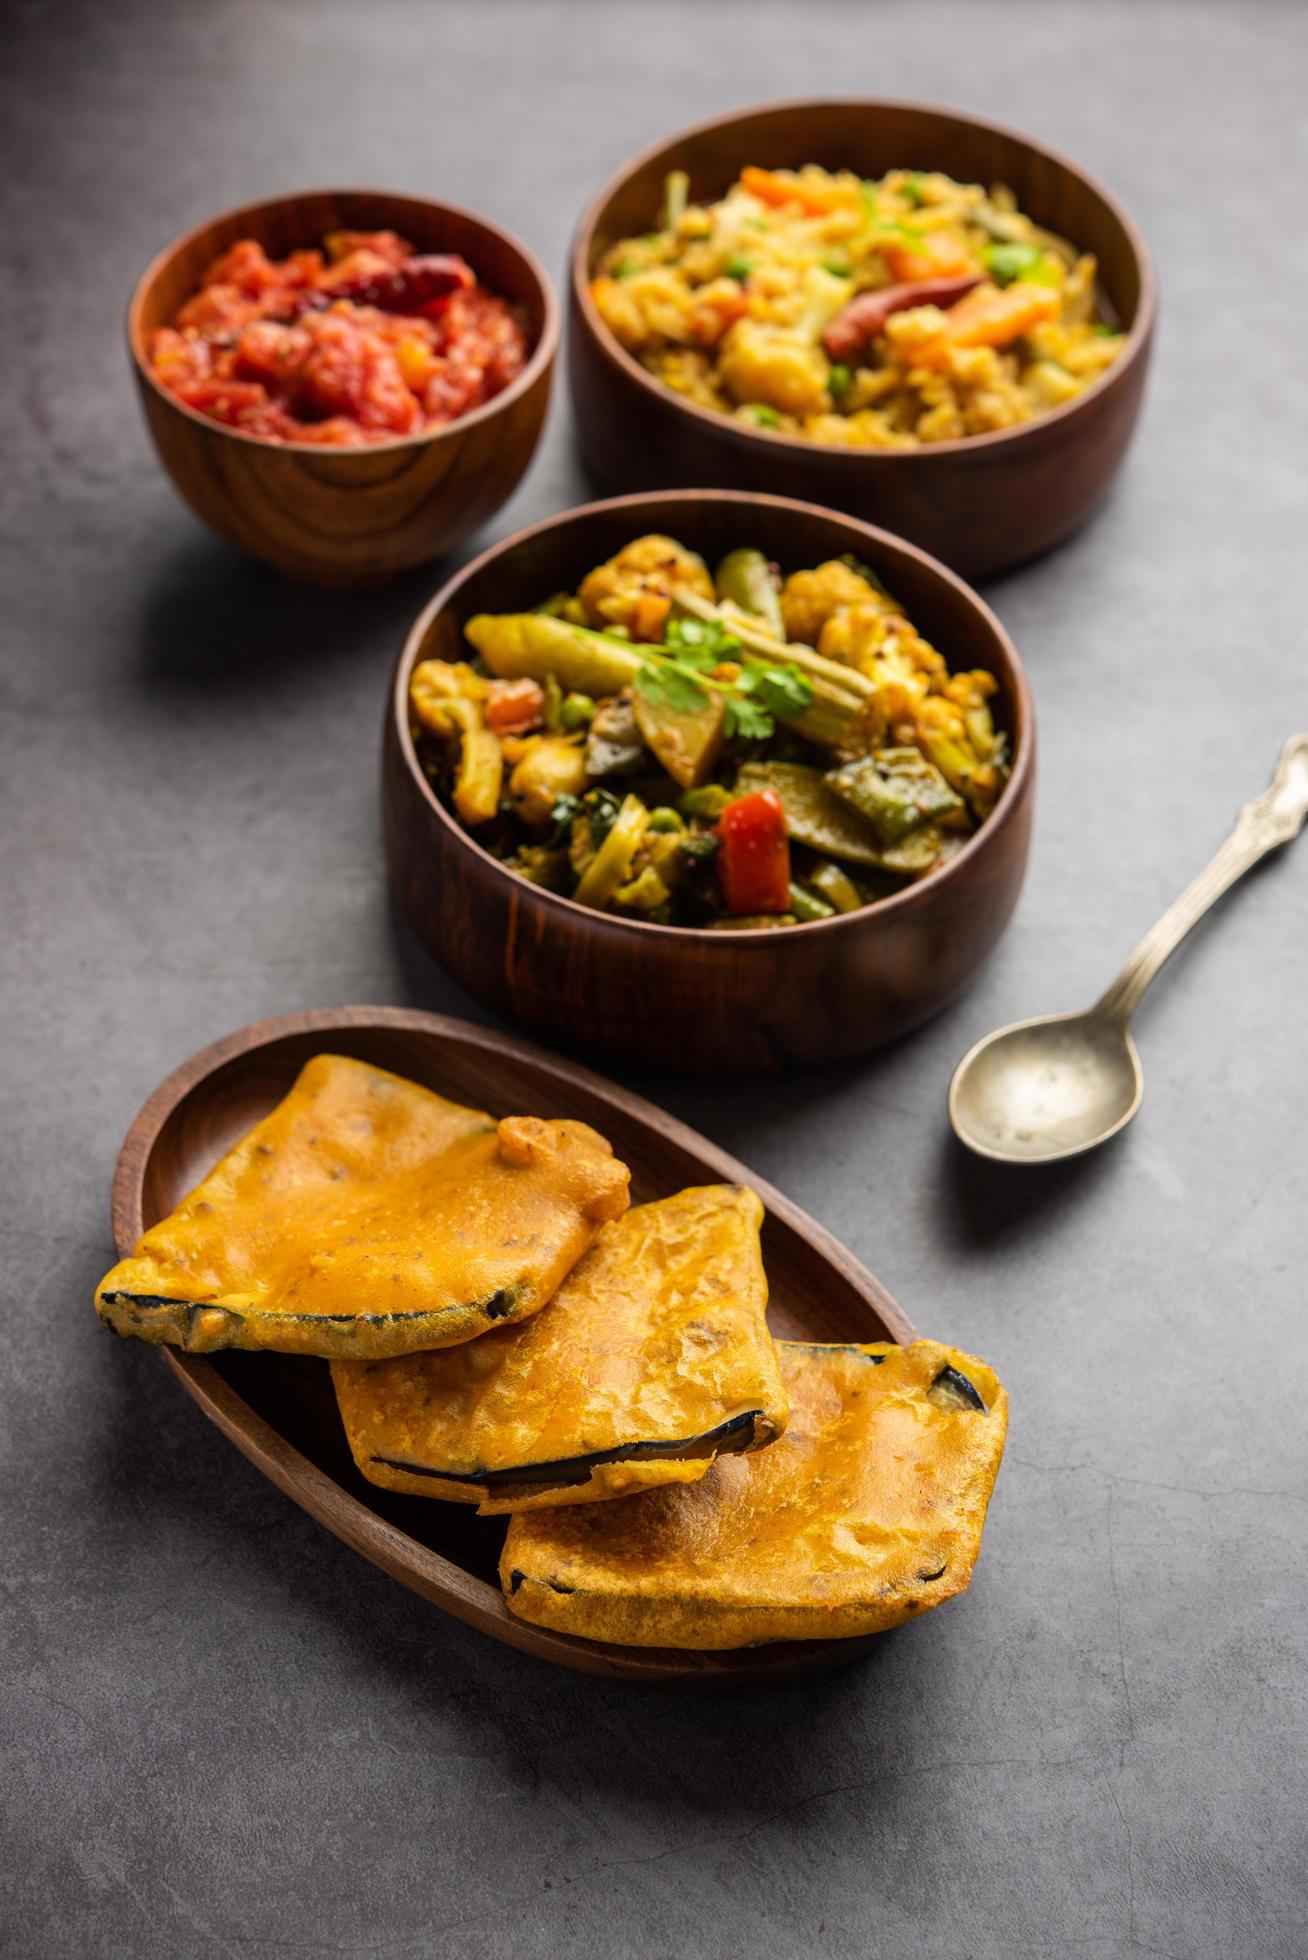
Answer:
[384, 490, 1035, 1075]
[128, 189, 559, 586]
[569, 100, 1155, 579]
[112, 1006, 916, 1687]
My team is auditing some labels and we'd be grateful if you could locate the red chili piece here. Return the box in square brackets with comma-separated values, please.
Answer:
[327, 254, 477, 313]
[716, 790, 792, 916]
[822, 274, 984, 360]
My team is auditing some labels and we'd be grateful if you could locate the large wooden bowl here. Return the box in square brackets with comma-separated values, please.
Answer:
[569, 100, 1155, 580]
[128, 189, 559, 585]
[383, 490, 1035, 1075]
[111, 1007, 917, 1687]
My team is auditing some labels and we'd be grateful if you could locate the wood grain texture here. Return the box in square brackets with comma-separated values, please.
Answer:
[568, 100, 1156, 579]
[384, 490, 1035, 1074]
[111, 1006, 916, 1687]
[128, 190, 559, 585]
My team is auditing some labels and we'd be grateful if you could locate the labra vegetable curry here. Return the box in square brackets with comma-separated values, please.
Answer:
[408, 533, 1009, 927]
[591, 164, 1125, 445]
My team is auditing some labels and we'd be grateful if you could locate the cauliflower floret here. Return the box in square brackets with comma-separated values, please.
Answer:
[780, 561, 882, 644]
[589, 269, 697, 351]
[915, 671, 1005, 816]
[816, 606, 946, 741]
[716, 318, 830, 418]
[577, 535, 714, 640]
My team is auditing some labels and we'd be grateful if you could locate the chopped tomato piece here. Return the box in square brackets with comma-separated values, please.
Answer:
[148, 229, 529, 445]
[485, 678, 546, 736]
[716, 790, 792, 915]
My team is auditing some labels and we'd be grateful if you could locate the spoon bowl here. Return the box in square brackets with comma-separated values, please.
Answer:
[947, 736, 1308, 1165]
[949, 1010, 1143, 1164]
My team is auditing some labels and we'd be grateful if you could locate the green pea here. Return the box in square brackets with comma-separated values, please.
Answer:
[646, 806, 685, 834]
[828, 363, 852, 399]
[559, 692, 596, 730]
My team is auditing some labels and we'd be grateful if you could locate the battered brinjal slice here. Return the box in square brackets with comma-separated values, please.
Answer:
[500, 1338, 1007, 1648]
[96, 1054, 630, 1360]
[331, 1185, 786, 1513]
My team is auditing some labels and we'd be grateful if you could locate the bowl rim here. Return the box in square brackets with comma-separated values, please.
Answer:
[392, 487, 1035, 949]
[127, 185, 561, 459]
[570, 94, 1156, 463]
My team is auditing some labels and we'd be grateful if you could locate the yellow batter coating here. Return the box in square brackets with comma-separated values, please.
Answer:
[97, 1054, 630, 1358]
[501, 1339, 1006, 1648]
[332, 1185, 786, 1512]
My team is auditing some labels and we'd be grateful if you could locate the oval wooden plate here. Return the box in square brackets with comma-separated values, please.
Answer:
[111, 1007, 916, 1688]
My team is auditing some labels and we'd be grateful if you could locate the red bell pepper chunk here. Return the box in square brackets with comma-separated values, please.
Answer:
[716, 789, 791, 915]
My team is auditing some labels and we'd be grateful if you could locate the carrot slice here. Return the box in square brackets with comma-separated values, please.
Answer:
[907, 280, 1062, 369]
[943, 281, 1062, 349]
[740, 166, 849, 218]
[879, 230, 980, 284]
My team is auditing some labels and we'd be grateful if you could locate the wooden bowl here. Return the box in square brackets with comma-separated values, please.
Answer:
[112, 1006, 917, 1687]
[384, 490, 1035, 1075]
[569, 100, 1155, 580]
[128, 189, 559, 585]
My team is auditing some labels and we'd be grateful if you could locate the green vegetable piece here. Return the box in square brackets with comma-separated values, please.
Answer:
[715, 548, 785, 640]
[724, 254, 752, 281]
[900, 172, 927, 208]
[827, 362, 852, 399]
[824, 747, 964, 844]
[661, 169, 689, 230]
[542, 673, 564, 733]
[611, 260, 636, 279]
[788, 881, 835, 923]
[559, 691, 596, 731]
[466, 614, 642, 700]
[734, 761, 887, 866]
[726, 660, 813, 741]
[821, 256, 849, 277]
[615, 865, 672, 911]
[646, 806, 684, 834]
[982, 242, 1043, 287]
[742, 404, 781, 429]
[678, 783, 732, 822]
[810, 860, 863, 914]
[734, 761, 943, 875]
[573, 795, 649, 909]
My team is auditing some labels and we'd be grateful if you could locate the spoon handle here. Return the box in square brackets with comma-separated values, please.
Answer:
[1097, 735, 1308, 1025]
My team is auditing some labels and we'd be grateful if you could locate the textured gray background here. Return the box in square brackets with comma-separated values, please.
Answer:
[4, 1, 1306, 1955]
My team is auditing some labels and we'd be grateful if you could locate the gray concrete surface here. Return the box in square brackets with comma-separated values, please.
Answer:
[4, 1, 1306, 1955]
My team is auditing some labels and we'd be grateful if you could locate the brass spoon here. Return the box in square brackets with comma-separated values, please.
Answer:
[949, 736, 1308, 1164]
